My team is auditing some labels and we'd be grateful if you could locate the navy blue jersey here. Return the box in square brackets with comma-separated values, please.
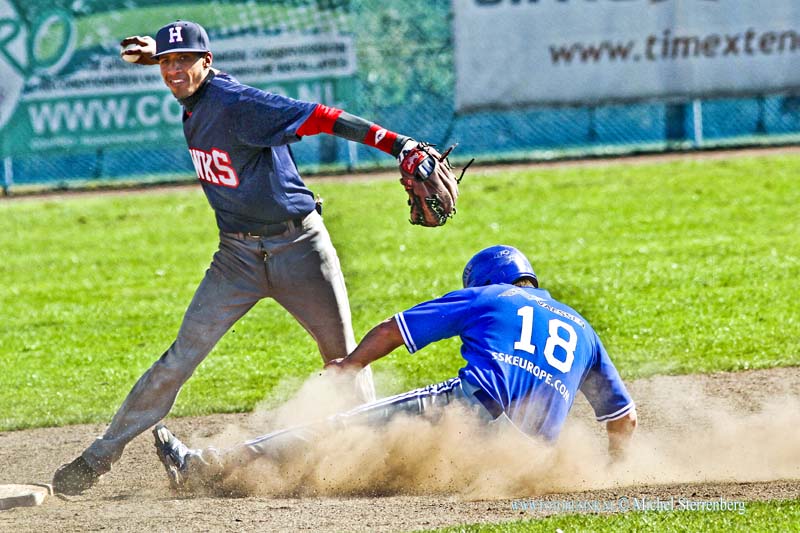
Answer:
[182, 73, 318, 232]
[394, 285, 634, 441]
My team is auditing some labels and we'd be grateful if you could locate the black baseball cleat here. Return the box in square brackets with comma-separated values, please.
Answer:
[52, 455, 102, 495]
[153, 424, 193, 489]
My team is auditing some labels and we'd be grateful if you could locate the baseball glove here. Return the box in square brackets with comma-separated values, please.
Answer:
[399, 142, 467, 227]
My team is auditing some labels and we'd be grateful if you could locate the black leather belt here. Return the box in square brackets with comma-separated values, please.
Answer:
[225, 216, 305, 240]
[473, 389, 504, 419]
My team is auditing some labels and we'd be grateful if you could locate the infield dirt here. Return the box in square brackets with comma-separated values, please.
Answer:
[0, 367, 798, 531]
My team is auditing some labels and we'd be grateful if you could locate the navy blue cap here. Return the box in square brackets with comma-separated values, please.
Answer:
[152, 20, 210, 58]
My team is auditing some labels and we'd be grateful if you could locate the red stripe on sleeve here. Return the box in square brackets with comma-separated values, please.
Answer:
[297, 104, 343, 136]
[364, 124, 398, 155]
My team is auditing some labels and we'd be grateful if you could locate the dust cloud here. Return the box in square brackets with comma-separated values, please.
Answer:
[181, 370, 800, 499]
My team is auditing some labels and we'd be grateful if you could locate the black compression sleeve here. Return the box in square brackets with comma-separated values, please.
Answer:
[331, 111, 411, 157]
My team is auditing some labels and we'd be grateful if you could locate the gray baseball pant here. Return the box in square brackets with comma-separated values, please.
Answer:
[188, 377, 496, 475]
[83, 210, 374, 474]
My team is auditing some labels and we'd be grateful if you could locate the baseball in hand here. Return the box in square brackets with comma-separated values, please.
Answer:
[120, 44, 141, 63]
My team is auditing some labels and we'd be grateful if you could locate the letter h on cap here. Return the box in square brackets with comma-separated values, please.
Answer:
[169, 26, 184, 43]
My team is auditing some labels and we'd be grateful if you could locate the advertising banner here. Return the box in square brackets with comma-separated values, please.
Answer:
[0, 1, 355, 157]
[453, 0, 800, 111]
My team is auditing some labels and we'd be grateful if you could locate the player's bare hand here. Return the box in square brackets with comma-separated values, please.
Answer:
[119, 35, 158, 65]
[324, 357, 362, 373]
[606, 409, 637, 464]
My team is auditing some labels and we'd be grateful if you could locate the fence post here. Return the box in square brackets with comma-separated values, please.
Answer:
[94, 148, 104, 179]
[587, 107, 598, 144]
[665, 103, 688, 147]
[692, 100, 704, 147]
[755, 97, 767, 134]
[347, 141, 358, 172]
[2, 157, 12, 195]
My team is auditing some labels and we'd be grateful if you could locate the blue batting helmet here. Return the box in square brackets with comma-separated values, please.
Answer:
[462, 245, 538, 288]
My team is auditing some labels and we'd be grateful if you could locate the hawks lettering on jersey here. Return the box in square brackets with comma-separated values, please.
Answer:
[189, 147, 239, 188]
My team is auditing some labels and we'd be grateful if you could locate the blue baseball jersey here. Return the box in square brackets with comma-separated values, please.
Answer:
[394, 285, 634, 441]
[181, 72, 318, 232]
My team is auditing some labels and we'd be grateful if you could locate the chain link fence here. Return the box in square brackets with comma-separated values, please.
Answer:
[3, 0, 800, 192]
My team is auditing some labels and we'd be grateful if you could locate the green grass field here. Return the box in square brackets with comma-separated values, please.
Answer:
[1, 154, 798, 531]
[435, 499, 800, 532]
[1, 154, 798, 431]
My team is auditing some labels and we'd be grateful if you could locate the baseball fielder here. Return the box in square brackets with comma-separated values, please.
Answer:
[151, 245, 638, 489]
[53, 20, 451, 495]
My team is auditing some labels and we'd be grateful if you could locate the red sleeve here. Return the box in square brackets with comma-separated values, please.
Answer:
[296, 103, 342, 136]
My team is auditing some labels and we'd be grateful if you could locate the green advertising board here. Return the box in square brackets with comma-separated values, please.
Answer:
[0, 0, 356, 159]
[8, 0, 793, 190]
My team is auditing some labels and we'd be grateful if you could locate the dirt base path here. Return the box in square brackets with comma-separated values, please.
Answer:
[1, 367, 798, 532]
